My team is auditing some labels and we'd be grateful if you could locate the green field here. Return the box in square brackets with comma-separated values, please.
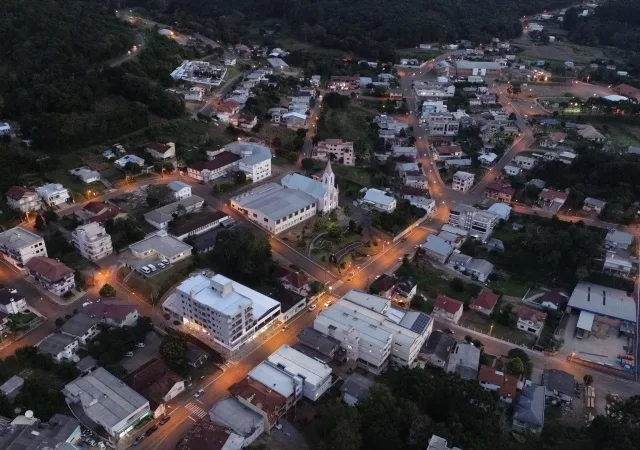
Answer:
[316, 107, 378, 155]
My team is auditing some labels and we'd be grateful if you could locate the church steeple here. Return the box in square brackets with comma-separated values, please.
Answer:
[322, 160, 334, 187]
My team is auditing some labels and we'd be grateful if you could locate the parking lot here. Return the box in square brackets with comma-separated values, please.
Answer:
[120, 331, 163, 374]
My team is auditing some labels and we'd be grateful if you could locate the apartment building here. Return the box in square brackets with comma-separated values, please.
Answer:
[452, 171, 475, 192]
[0, 226, 47, 268]
[167, 181, 192, 200]
[6, 186, 42, 213]
[71, 222, 114, 261]
[163, 274, 281, 354]
[314, 290, 433, 374]
[426, 114, 460, 136]
[266, 344, 332, 401]
[448, 204, 499, 242]
[36, 183, 70, 207]
[223, 141, 273, 182]
[25, 256, 76, 296]
[313, 139, 355, 166]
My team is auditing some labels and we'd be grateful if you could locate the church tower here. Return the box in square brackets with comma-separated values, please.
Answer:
[322, 159, 335, 188]
[321, 160, 338, 212]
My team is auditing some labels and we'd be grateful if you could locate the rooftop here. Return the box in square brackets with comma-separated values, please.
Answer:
[188, 152, 241, 172]
[6, 186, 37, 201]
[421, 329, 456, 362]
[144, 195, 205, 225]
[38, 333, 76, 357]
[169, 211, 228, 237]
[82, 300, 137, 322]
[421, 235, 453, 257]
[434, 295, 464, 314]
[281, 173, 329, 200]
[478, 365, 518, 399]
[446, 342, 481, 380]
[0, 227, 43, 250]
[567, 282, 636, 323]
[267, 344, 331, 387]
[363, 188, 395, 207]
[514, 383, 545, 427]
[248, 362, 298, 398]
[231, 183, 317, 222]
[228, 377, 287, 424]
[0, 413, 80, 450]
[129, 230, 193, 259]
[176, 420, 243, 450]
[515, 305, 547, 324]
[455, 60, 502, 70]
[272, 288, 305, 313]
[209, 396, 265, 437]
[223, 141, 272, 166]
[340, 373, 374, 402]
[25, 256, 74, 282]
[543, 369, 576, 396]
[0, 287, 25, 306]
[60, 313, 101, 338]
[296, 327, 341, 356]
[167, 181, 191, 192]
[125, 359, 184, 407]
[369, 274, 397, 294]
[606, 229, 634, 247]
[471, 289, 500, 312]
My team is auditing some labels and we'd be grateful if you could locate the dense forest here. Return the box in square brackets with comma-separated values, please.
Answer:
[128, 0, 573, 59]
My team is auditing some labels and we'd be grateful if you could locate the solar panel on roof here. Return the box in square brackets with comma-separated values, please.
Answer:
[410, 314, 430, 334]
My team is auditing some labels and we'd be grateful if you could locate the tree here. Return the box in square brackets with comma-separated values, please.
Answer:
[34, 214, 45, 230]
[160, 333, 188, 372]
[329, 210, 338, 221]
[308, 280, 324, 295]
[55, 317, 64, 328]
[301, 157, 315, 172]
[146, 184, 174, 207]
[511, 83, 522, 95]
[449, 277, 465, 292]
[583, 374, 594, 386]
[506, 357, 525, 375]
[99, 283, 116, 297]
[210, 228, 273, 287]
[343, 205, 350, 216]
[42, 210, 58, 224]
[233, 171, 247, 185]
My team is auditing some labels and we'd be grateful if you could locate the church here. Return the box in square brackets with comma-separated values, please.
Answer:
[281, 161, 339, 214]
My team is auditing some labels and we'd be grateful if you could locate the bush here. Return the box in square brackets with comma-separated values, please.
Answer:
[99, 283, 116, 297]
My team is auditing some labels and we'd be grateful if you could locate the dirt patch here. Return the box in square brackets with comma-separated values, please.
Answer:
[82, 154, 112, 171]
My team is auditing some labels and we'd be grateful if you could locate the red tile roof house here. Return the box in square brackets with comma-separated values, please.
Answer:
[75, 201, 128, 224]
[539, 288, 568, 311]
[483, 181, 515, 203]
[280, 270, 310, 296]
[432, 295, 464, 324]
[24, 256, 75, 296]
[368, 274, 397, 299]
[515, 305, 547, 337]
[478, 364, 519, 403]
[82, 300, 139, 327]
[432, 143, 465, 161]
[470, 289, 500, 316]
[537, 189, 568, 212]
[125, 359, 185, 415]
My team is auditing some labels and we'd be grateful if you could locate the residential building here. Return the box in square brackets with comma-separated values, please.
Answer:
[228, 376, 289, 432]
[567, 282, 636, 326]
[432, 295, 464, 324]
[248, 361, 303, 404]
[362, 188, 396, 212]
[421, 100, 448, 116]
[76, 355, 98, 375]
[503, 165, 521, 176]
[452, 171, 474, 192]
[176, 419, 244, 450]
[278, 269, 310, 296]
[314, 290, 433, 374]
[438, 231, 465, 249]
[36, 183, 70, 207]
[330, 75, 360, 91]
[74, 201, 127, 224]
[542, 369, 575, 403]
[0, 413, 81, 449]
[314, 139, 355, 166]
[413, 81, 455, 98]
[69, 167, 101, 184]
[267, 344, 332, 401]
[512, 155, 536, 170]
[605, 230, 634, 250]
[447, 252, 472, 272]
[487, 203, 512, 221]
[63, 367, 151, 438]
[0, 287, 28, 315]
[583, 197, 606, 214]
[515, 305, 547, 337]
[421, 235, 453, 263]
[448, 204, 499, 242]
[5, 186, 42, 213]
[538, 189, 568, 211]
[71, 222, 113, 261]
[603, 250, 633, 276]
[392, 146, 418, 160]
[37, 333, 79, 362]
[281, 112, 307, 129]
[25, 256, 75, 296]
[60, 313, 101, 345]
[576, 124, 605, 142]
[483, 181, 515, 203]
[420, 329, 457, 370]
[209, 397, 264, 447]
[470, 289, 500, 316]
[144, 195, 205, 229]
[169, 211, 230, 241]
[478, 365, 518, 403]
[426, 114, 460, 136]
[129, 230, 193, 264]
[273, 288, 307, 323]
[114, 154, 146, 169]
[187, 152, 242, 182]
[295, 327, 342, 362]
[171, 60, 227, 87]
[163, 274, 281, 354]
[427, 435, 462, 450]
[223, 141, 272, 182]
[513, 383, 545, 433]
[146, 142, 176, 160]
[215, 100, 241, 122]
[445, 341, 480, 380]
[369, 274, 397, 298]
[432, 143, 464, 161]
[539, 288, 568, 311]
[125, 359, 185, 414]
[0, 375, 24, 401]
[83, 300, 138, 327]
[341, 373, 374, 407]
[395, 276, 418, 303]
[281, 162, 339, 214]
[167, 181, 192, 200]
[467, 258, 494, 282]
[454, 60, 502, 76]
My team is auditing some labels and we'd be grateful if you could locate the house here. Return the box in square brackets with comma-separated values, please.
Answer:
[421, 235, 453, 263]
[444, 158, 472, 169]
[369, 274, 397, 299]
[330, 75, 360, 91]
[603, 250, 633, 276]
[71, 222, 114, 261]
[295, 327, 342, 362]
[63, 367, 150, 437]
[438, 231, 465, 249]
[470, 289, 500, 316]
[221, 141, 272, 183]
[60, 313, 101, 345]
[362, 188, 396, 212]
[0, 122, 15, 138]
[445, 341, 481, 380]
[512, 155, 536, 170]
[513, 383, 545, 433]
[580, 197, 605, 215]
[576, 124, 605, 142]
[487, 203, 511, 221]
[542, 369, 576, 403]
[74, 201, 128, 224]
[228, 376, 290, 433]
[515, 305, 547, 337]
[427, 435, 462, 450]
[478, 153, 498, 166]
[447, 252, 472, 272]
[129, 230, 193, 264]
[452, 171, 474, 192]
[538, 189, 568, 211]
[266, 344, 332, 401]
[449, 204, 499, 242]
[539, 288, 568, 311]
[605, 230, 634, 250]
[467, 258, 494, 282]
[310, 75, 321, 86]
[0, 287, 28, 315]
[169, 211, 230, 241]
[503, 165, 521, 176]
[146, 142, 176, 160]
[25, 256, 75, 296]
[208, 397, 264, 447]
[5, 186, 42, 213]
[280, 112, 307, 129]
[432, 143, 464, 161]
[314, 139, 355, 166]
[76, 355, 98, 376]
[167, 181, 192, 200]
[144, 195, 205, 230]
[37, 333, 79, 362]
[36, 183, 70, 207]
[341, 373, 374, 407]
[82, 300, 139, 327]
[176, 420, 245, 450]
[0, 375, 24, 401]
[272, 288, 307, 323]
[419, 329, 457, 370]
[395, 276, 418, 303]
[187, 152, 241, 182]
[186, 343, 209, 368]
[483, 181, 515, 203]
[68, 167, 101, 184]
[279, 269, 310, 296]
[478, 365, 518, 403]
[432, 295, 464, 323]
[114, 154, 146, 169]
[126, 359, 185, 415]
[0, 413, 81, 449]
[215, 100, 241, 121]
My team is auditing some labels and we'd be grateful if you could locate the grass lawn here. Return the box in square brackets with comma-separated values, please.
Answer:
[460, 312, 536, 347]
[316, 107, 378, 155]
[400, 263, 481, 303]
[488, 278, 536, 298]
[99, 167, 126, 182]
[123, 258, 194, 304]
[595, 122, 640, 147]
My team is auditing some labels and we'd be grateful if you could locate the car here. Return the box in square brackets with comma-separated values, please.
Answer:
[85, 438, 97, 446]
[157, 262, 166, 269]
[374, 275, 380, 279]
[98, 442, 106, 450]
[281, 325, 289, 332]
[173, 320, 181, 326]
[195, 389, 205, 398]
[161, 259, 169, 265]
[145, 426, 158, 436]
[324, 300, 333, 307]
[140, 266, 150, 274]
[159, 416, 171, 426]
[398, 257, 403, 261]
[136, 342, 145, 348]
[414, 245, 419, 249]
[308, 305, 317, 311]
[147, 264, 157, 272]
[133, 436, 145, 446]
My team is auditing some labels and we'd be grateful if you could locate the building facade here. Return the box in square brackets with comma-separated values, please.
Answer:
[6, 186, 42, 213]
[0, 227, 47, 268]
[71, 222, 114, 261]
[313, 140, 355, 166]
[25, 256, 76, 296]
[452, 171, 474, 192]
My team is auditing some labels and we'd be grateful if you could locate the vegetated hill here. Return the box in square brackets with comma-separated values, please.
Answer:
[132, 0, 573, 59]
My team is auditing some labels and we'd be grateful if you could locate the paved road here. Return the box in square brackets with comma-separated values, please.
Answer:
[107, 32, 145, 68]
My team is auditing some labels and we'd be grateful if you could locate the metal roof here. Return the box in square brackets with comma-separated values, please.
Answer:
[232, 183, 317, 222]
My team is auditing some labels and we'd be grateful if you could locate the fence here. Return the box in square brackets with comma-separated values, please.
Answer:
[567, 355, 635, 380]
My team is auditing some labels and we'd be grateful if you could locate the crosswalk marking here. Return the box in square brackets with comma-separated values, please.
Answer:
[185, 402, 207, 419]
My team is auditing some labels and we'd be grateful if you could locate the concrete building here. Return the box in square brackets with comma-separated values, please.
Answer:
[421, 235, 453, 263]
[228, 376, 290, 433]
[362, 188, 397, 212]
[209, 397, 264, 447]
[129, 230, 193, 264]
[445, 341, 481, 380]
[6, 186, 42, 213]
[513, 383, 545, 433]
[267, 344, 332, 401]
[71, 222, 113, 261]
[163, 274, 281, 354]
[186, 152, 241, 182]
[0, 287, 28, 315]
[144, 196, 205, 230]
[0, 226, 47, 267]
[167, 181, 192, 200]
[314, 290, 433, 374]
[25, 256, 75, 296]
[60, 313, 101, 345]
[38, 333, 79, 362]
[432, 295, 464, 324]
[82, 300, 139, 328]
[69, 167, 101, 184]
[0, 413, 81, 449]
[341, 373, 374, 407]
[63, 367, 151, 438]
[448, 204, 499, 242]
[223, 141, 273, 182]
[452, 171, 474, 192]
[146, 142, 176, 160]
[515, 305, 547, 337]
[314, 139, 355, 166]
[36, 183, 70, 207]
[427, 435, 462, 450]
[426, 114, 460, 136]
[454, 60, 502, 77]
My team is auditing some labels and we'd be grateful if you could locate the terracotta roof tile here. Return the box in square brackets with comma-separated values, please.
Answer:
[82, 300, 137, 322]
[478, 364, 518, 399]
[24, 256, 73, 282]
[6, 186, 36, 201]
[188, 152, 241, 172]
[228, 377, 287, 425]
[471, 289, 500, 312]
[434, 295, 464, 314]
[515, 305, 547, 323]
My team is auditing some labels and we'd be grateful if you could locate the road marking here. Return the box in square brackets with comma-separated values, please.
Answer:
[184, 402, 207, 419]
[195, 399, 204, 405]
[187, 416, 196, 422]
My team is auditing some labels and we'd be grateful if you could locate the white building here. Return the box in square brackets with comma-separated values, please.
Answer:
[25, 256, 76, 296]
[0, 287, 28, 315]
[143, 195, 205, 230]
[129, 230, 192, 264]
[38, 334, 79, 363]
[71, 222, 114, 261]
[281, 162, 339, 214]
[314, 140, 355, 166]
[449, 204, 499, 242]
[69, 167, 101, 184]
[171, 60, 227, 87]
[512, 155, 536, 170]
[6, 186, 42, 213]
[452, 171, 475, 192]
[266, 345, 332, 401]
[163, 274, 281, 354]
[146, 142, 176, 160]
[223, 141, 273, 182]
[114, 154, 146, 169]
[314, 290, 433, 374]
[427, 435, 462, 450]
[362, 188, 397, 212]
[503, 165, 521, 176]
[426, 114, 460, 136]
[0, 227, 47, 267]
[167, 181, 192, 200]
[36, 183, 70, 207]
[63, 367, 151, 438]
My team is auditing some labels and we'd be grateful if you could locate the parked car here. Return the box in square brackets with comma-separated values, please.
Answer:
[147, 264, 157, 272]
[159, 416, 171, 426]
[195, 389, 205, 398]
[308, 305, 317, 311]
[157, 262, 166, 269]
[281, 325, 289, 332]
[133, 436, 145, 446]
[125, 351, 134, 357]
[136, 342, 145, 348]
[140, 266, 150, 274]
[145, 426, 158, 436]
[98, 442, 106, 450]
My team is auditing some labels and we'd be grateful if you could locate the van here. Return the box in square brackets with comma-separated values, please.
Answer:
[148, 264, 157, 272]
[140, 266, 151, 274]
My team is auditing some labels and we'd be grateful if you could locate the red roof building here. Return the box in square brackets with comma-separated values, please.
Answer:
[613, 83, 640, 101]
[228, 377, 290, 431]
[6, 186, 36, 201]
[515, 305, 547, 336]
[478, 364, 519, 402]
[125, 359, 185, 407]
[433, 295, 464, 323]
[484, 181, 515, 203]
[79, 201, 128, 224]
[433, 143, 465, 160]
[538, 188, 568, 210]
[187, 151, 241, 182]
[82, 300, 139, 327]
[470, 289, 500, 316]
[281, 271, 310, 295]
[24, 256, 75, 296]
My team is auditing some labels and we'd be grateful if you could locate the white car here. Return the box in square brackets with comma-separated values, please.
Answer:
[308, 305, 317, 311]
[195, 389, 205, 398]
[125, 351, 134, 357]
[136, 342, 145, 348]
[98, 442, 107, 450]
